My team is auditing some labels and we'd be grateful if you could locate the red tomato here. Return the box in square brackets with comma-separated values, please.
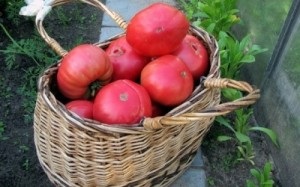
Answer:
[172, 34, 209, 80]
[141, 55, 194, 106]
[126, 3, 190, 56]
[93, 79, 152, 125]
[66, 100, 93, 119]
[57, 44, 113, 99]
[105, 36, 149, 81]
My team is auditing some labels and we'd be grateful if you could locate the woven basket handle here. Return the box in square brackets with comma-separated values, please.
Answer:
[143, 78, 260, 130]
[34, 0, 127, 56]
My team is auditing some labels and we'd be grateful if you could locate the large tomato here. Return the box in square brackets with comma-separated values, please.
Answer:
[141, 55, 194, 106]
[93, 79, 152, 125]
[66, 100, 94, 119]
[172, 34, 209, 81]
[126, 3, 190, 56]
[57, 44, 113, 99]
[105, 36, 149, 82]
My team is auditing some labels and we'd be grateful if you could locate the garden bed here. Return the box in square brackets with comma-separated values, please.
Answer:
[0, 1, 280, 186]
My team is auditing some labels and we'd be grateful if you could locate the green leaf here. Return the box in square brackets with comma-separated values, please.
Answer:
[206, 23, 216, 33]
[239, 35, 251, 51]
[250, 168, 261, 181]
[240, 55, 255, 63]
[263, 180, 275, 186]
[216, 116, 235, 132]
[193, 12, 209, 18]
[217, 135, 233, 142]
[246, 180, 256, 187]
[249, 127, 279, 147]
[250, 45, 268, 55]
[263, 162, 273, 179]
[222, 88, 242, 101]
[235, 132, 251, 143]
[202, 5, 215, 17]
[228, 9, 240, 15]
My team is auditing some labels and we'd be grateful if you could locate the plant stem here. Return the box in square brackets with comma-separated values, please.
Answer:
[0, 23, 40, 66]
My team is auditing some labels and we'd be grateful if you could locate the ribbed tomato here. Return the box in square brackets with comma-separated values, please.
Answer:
[57, 44, 113, 99]
[93, 79, 152, 125]
[126, 3, 189, 56]
[105, 36, 149, 82]
[141, 55, 194, 107]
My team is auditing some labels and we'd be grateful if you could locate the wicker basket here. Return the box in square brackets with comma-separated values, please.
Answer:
[33, 0, 260, 186]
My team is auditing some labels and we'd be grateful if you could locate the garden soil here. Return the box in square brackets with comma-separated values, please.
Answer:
[0, 2, 281, 187]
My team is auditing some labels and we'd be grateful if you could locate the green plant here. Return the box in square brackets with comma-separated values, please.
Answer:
[0, 75, 12, 118]
[19, 145, 29, 152]
[207, 177, 215, 186]
[216, 108, 279, 165]
[0, 24, 59, 69]
[218, 31, 268, 79]
[0, 121, 8, 140]
[246, 162, 275, 187]
[53, 7, 72, 26]
[179, 0, 240, 36]
[51, 3, 92, 25]
[5, 0, 27, 26]
[22, 158, 30, 171]
[0, 23, 59, 123]
[220, 153, 237, 172]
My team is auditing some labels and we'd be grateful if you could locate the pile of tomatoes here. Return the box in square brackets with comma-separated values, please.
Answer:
[58, 3, 209, 126]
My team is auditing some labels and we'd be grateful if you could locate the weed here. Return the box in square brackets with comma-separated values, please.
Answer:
[53, 7, 72, 26]
[216, 108, 279, 165]
[218, 31, 268, 79]
[0, 121, 9, 140]
[19, 145, 30, 153]
[179, 0, 240, 36]
[0, 23, 59, 124]
[0, 23, 59, 69]
[22, 158, 30, 171]
[0, 75, 12, 118]
[4, 0, 27, 26]
[207, 177, 215, 186]
[220, 153, 237, 172]
[18, 82, 37, 124]
[246, 162, 275, 187]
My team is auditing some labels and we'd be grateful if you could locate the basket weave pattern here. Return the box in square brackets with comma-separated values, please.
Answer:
[33, 0, 260, 186]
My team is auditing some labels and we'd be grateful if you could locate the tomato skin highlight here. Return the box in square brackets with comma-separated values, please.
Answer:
[57, 44, 113, 99]
[66, 100, 94, 119]
[126, 3, 190, 56]
[141, 55, 194, 107]
[172, 34, 209, 81]
[93, 80, 152, 125]
[105, 36, 149, 82]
